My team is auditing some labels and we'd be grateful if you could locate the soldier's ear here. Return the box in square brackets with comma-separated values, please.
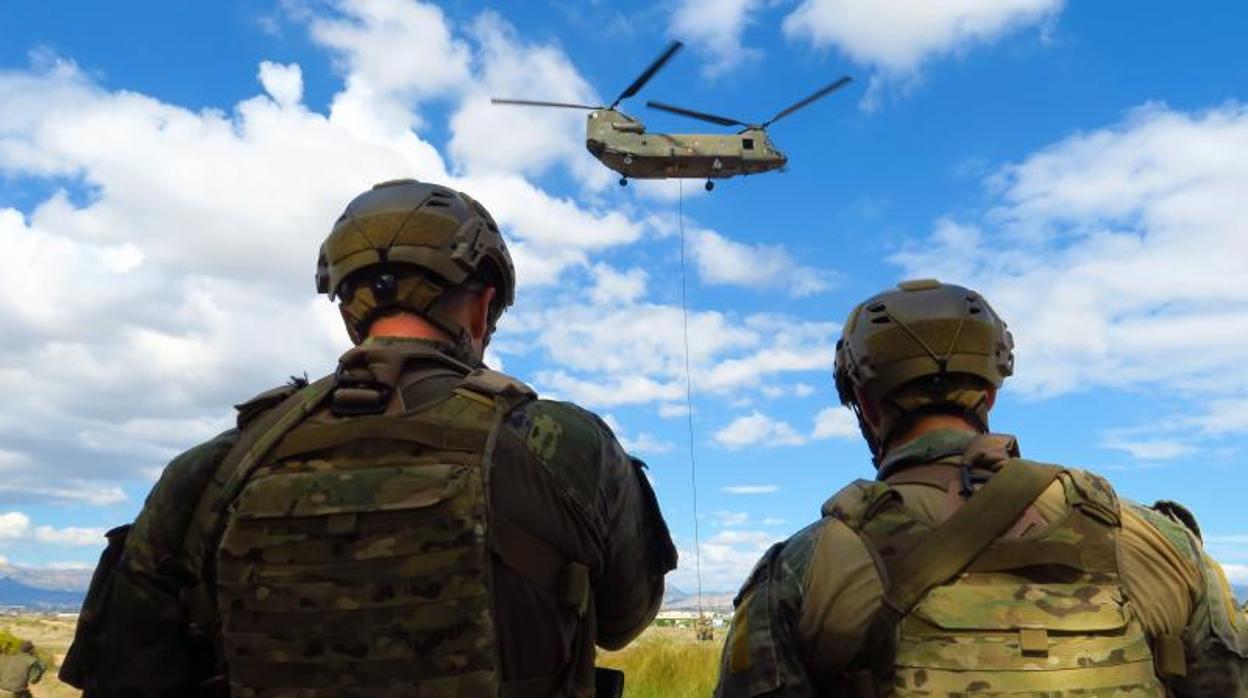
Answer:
[985, 386, 997, 411]
[466, 286, 496, 344]
[854, 386, 881, 430]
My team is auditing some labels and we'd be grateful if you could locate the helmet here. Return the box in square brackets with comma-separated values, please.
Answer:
[834, 279, 1014, 461]
[317, 179, 515, 346]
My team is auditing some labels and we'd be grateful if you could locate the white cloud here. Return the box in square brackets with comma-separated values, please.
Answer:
[0, 512, 106, 548]
[794, 383, 816, 397]
[258, 61, 304, 107]
[893, 103, 1248, 402]
[692, 229, 833, 296]
[1100, 435, 1194, 461]
[670, 529, 778, 591]
[761, 517, 787, 526]
[721, 484, 779, 494]
[0, 3, 670, 507]
[33, 525, 107, 547]
[714, 411, 805, 449]
[0, 513, 30, 541]
[783, 0, 1062, 107]
[309, 0, 471, 131]
[448, 12, 608, 187]
[670, 0, 764, 78]
[590, 264, 648, 305]
[712, 510, 750, 527]
[812, 405, 858, 440]
[783, 0, 1061, 73]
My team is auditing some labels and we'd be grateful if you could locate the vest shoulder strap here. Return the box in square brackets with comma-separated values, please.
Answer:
[181, 375, 337, 635]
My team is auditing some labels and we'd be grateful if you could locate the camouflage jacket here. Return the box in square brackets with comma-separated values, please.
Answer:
[715, 429, 1248, 697]
[63, 338, 677, 696]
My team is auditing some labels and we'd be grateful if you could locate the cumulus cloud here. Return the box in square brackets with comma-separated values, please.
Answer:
[0, 512, 106, 547]
[0, 2, 660, 508]
[783, 0, 1063, 107]
[692, 228, 834, 296]
[670, 0, 764, 77]
[892, 102, 1248, 460]
[714, 411, 805, 449]
[812, 405, 858, 439]
[670, 528, 778, 591]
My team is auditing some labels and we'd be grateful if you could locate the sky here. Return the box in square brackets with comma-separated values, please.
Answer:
[1, 0, 1246, 595]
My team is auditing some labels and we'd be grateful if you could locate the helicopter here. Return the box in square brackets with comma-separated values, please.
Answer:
[492, 41, 852, 191]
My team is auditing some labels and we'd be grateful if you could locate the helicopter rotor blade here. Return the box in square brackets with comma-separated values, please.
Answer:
[491, 98, 602, 110]
[762, 75, 853, 128]
[610, 41, 684, 109]
[646, 100, 747, 128]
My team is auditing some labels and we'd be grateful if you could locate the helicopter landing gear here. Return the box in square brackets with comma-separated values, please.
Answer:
[619, 177, 628, 187]
[704, 180, 715, 192]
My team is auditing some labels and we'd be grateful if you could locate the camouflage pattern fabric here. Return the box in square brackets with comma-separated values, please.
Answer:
[715, 429, 1248, 697]
[0, 651, 42, 695]
[62, 338, 676, 696]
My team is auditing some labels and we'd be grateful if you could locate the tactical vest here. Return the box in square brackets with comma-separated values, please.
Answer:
[184, 343, 592, 697]
[819, 435, 1180, 697]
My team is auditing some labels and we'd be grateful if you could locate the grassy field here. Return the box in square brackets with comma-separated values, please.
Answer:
[0, 615, 720, 698]
[0, 614, 80, 698]
[598, 625, 724, 698]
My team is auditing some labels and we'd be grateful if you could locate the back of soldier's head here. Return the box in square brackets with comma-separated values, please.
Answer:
[834, 279, 1015, 461]
[316, 179, 516, 349]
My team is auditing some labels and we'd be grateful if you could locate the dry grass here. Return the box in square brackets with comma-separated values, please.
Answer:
[0, 614, 80, 697]
[0, 614, 722, 698]
[597, 625, 724, 698]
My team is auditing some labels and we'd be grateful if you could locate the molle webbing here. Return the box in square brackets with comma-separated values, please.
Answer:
[214, 388, 502, 696]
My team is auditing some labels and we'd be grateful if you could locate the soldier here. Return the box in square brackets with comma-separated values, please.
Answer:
[0, 640, 44, 698]
[61, 179, 677, 697]
[715, 279, 1248, 696]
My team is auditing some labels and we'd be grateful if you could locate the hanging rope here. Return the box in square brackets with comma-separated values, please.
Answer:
[677, 178, 705, 621]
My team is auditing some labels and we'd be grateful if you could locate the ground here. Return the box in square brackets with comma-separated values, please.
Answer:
[0, 615, 721, 698]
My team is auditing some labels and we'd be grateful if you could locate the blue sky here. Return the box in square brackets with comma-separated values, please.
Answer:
[1, 0, 1246, 593]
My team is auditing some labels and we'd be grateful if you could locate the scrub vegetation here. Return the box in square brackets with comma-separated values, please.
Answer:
[598, 626, 724, 698]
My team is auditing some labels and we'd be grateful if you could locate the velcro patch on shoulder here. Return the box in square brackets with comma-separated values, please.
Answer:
[1065, 467, 1121, 526]
[461, 369, 536, 403]
[820, 479, 894, 529]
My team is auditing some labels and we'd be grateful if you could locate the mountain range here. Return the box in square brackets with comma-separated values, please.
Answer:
[0, 576, 84, 611]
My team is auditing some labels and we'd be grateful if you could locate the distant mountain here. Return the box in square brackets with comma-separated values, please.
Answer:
[0, 576, 84, 611]
[1234, 584, 1247, 605]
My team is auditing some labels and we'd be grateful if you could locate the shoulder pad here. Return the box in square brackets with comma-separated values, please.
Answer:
[1063, 467, 1121, 526]
[820, 479, 896, 529]
[460, 368, 536, 410]
[1152, 499, 1202, 542]
[233, 378, 307, 429]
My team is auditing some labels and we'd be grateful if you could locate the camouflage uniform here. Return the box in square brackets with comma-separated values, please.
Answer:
[716, 280, 1248, 697]
[63, 338, 674, 697]
[0, 644, 44, 698]
[715, 429, 1248, 696]
[61, 180, 677, 697]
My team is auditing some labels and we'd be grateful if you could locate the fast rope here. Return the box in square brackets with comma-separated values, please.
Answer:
[677, 178, 705, 620]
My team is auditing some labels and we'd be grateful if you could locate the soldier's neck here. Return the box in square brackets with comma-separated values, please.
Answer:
[886, 414, 982, 453]
[368, 313, 452, 341]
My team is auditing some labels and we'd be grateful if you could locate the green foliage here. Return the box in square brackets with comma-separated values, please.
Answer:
[597, 628, 722, 698]
[0, 627, 23, 654]
[0, 626, 56, 669]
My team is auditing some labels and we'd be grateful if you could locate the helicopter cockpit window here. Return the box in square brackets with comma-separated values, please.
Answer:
[742, 138, 755, 150]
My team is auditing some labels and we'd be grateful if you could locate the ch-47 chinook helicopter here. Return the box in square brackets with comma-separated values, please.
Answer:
[492, 41, 852, 191]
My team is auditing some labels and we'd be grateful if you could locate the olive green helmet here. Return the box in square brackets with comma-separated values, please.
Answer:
[317, 179, 515, 347]
[834, 279, 1014, 462]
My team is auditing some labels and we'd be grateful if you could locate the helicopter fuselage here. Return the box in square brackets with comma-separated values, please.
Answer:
[586, 109, 786, 180]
